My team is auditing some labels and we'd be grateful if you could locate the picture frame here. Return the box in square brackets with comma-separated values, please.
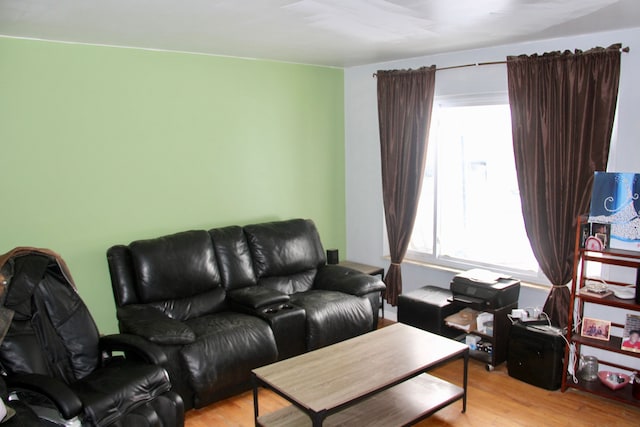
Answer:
[621, 314, 640, 353]
[579, 222, 591, 248]
[581, 317, 611, 341]
[591, 223, 611, 249]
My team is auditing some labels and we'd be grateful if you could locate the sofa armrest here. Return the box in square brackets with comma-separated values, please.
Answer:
[100, 333, 168, 365]
[6, 373, 83, 420]
[117, 305, 196, 345]
[314, 265, 386, 296]
[227, 286, 290, 309]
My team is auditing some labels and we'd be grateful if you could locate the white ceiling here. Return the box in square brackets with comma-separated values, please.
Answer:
[1, 0, 639, 67]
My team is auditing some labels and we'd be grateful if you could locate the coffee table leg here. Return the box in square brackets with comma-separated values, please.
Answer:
[252, 373, 260, 425]
[311, 410, 327, 427]
[462, 350, 469, 413]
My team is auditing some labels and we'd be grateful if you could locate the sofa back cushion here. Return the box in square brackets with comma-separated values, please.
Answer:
[129, 230, 224, 317]
[107, 245, 139, 307]
[244, 219, 325, 293]
[209, 226, 257, 290]
[257, 271, 317, 295]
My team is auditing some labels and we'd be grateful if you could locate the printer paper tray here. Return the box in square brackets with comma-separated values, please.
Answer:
[450, 295, 485, 305]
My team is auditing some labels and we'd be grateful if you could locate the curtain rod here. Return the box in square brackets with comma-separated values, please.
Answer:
[436, 60, 505, 71]
[373, 46, 630, 77]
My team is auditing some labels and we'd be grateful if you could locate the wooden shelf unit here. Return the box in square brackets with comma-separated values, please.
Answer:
[450, 301, 516, 370]
[561, 215, 640, 407]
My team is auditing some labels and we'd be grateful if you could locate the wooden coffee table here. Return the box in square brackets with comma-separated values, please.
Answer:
[252, 323, 468, 426]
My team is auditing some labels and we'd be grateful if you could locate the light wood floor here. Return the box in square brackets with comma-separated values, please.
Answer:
[185, 320, 640, 426]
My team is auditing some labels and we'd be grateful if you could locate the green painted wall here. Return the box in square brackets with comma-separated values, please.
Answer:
[0, 37, 346, 334]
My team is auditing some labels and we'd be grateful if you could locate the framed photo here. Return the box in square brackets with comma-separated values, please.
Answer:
[591, 223, 611, 249]
[579, 222, 591, 248]
[581, 317, 611, 341]
[621, 314, 640, 353]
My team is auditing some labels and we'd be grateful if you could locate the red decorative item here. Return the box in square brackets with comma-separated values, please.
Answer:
[598, 371, 630, 390]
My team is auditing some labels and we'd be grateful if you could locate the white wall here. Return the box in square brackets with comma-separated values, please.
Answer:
[344, 27, 640, 320]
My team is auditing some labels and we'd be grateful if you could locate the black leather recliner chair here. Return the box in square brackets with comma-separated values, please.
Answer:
[0, 249, 184, 427]
[0, 376, 40, 426]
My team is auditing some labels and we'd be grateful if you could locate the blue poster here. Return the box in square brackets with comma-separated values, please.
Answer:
[588, 172, 640, 251]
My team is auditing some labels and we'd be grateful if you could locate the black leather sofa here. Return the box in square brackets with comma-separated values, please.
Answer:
[107, 218, 385, 410]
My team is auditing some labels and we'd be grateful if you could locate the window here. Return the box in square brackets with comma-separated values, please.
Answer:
[407, 94, 545, 283]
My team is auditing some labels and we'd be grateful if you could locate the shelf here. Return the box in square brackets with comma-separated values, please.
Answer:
[454, 335, 493, 364]
[454, 330, 494, 342]
[580, 247, 640, 261]
[566, 375, 640, 408]
[577, 292, 640, 310]
[466, 329, 494, 341]
[448, 301, 515, 367]
[562, 215, 640, 408]
[468, 349, 492, 364]
[257, 374, 464, 427]
[570, 334, 640, 358]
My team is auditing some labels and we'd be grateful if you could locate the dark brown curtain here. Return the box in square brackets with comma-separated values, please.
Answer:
[507, 45, 621, 328]
[377, 66, 436, 306]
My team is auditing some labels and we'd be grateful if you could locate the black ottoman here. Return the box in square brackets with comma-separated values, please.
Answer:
[398, 285, 461, 338]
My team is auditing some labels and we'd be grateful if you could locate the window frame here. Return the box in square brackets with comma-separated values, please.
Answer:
[400, 92, 551, 286]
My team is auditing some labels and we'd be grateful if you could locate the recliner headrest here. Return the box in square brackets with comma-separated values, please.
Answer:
[244, 219, 325, 278]
[129, 230, 221, 302]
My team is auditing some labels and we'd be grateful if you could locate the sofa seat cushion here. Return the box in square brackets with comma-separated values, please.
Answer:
[148, 286, 227, 321]
[289, 290, 373, 351]
[69, 359, 171, 427]
[117, 305, 196, 345]
[180, 312, 277, 408]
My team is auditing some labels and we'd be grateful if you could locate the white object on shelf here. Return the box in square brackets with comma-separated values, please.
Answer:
[477, 312, 493, 335]
[607, 284, 636, 299]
